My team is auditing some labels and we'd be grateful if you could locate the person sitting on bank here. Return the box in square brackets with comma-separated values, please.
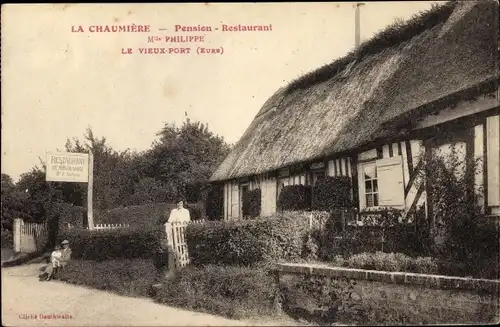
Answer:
[39, 240, 72, 281]
[59, 240, 72, 268]
[50, 245, 62, 268]
[167, 200, 191, 223]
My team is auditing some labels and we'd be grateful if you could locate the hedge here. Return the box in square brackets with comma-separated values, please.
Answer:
[93, 202, 205, 227]
[312, 176, 353, 211]
[206, 183, 224, 220]
[312, 224, 424, 260]
[242, 189, 261, 218]
[58, 226, 167, 261]
[329, 251, 439, 274]
[185, 212, 310, 266]
[1, 228, 13, 249]
[277, 185, 311, 211]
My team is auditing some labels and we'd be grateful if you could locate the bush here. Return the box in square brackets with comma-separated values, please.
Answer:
[55, 202, 87, 229]
[206, 183, 224, 220]
[185, 202, 205, 221]
[330, 251, 439, 274]
[415, 148, 499, 278]
[57, 259, 158, 297]
[313, 223, 421, 261]
[242, 189, 261, 218]
[312, 176, 353, 211]
[58, 226, 166, 261]
[186, 212, 310, 266]
[277, 185, 312, 211]
[1, 228, 13, 248]
[154, 264, 276, 320]
[94, 202, 205, 227]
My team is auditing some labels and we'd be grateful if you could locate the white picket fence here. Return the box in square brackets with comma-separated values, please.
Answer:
[13, 218, 48, 253]
[92, 223, 130, 230]
[65, 222, 131, 230]
[165, 219, 206, 268]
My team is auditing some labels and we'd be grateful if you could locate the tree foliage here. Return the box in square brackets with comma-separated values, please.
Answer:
[3, 119, 231, 226]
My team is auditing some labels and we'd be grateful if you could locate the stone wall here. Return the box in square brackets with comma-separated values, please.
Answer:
[274, 263, 500, 325]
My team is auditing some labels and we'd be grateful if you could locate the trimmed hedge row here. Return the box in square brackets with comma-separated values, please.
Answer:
[58, 226, 167, 261]
[185, 212, 310, 266]
[93, 202, 205, 227]
[312, 225, 424, 260]
[330, 251, 439, 274]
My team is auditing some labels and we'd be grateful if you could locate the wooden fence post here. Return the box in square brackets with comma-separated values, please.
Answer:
[13, 218, 22, 253]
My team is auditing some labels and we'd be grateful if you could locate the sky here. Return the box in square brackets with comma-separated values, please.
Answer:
[1, 2, 440, 182]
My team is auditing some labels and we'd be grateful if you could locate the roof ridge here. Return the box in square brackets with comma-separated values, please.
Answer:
[283, 1, 458, 95]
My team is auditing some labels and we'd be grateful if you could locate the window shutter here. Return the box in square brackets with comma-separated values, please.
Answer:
[231, 181, 240, 218]
[376, 156, 405, 207]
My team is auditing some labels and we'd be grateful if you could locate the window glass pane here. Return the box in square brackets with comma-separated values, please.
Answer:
[366, 194, 373, 207]
[373, 193, 379, 206]
[373, 180, 378, 192]
[365, 181, 372, 193]
[364, 165, 376, 181]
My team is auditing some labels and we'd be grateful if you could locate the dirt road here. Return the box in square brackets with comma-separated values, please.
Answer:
[1, 264, 265, 326]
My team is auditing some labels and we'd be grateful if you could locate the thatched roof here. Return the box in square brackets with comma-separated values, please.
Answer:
[211, 0, 499, 182]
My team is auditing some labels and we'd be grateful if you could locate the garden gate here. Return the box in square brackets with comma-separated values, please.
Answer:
[12, 218, 48, 253]
[164, 220, 205, 268]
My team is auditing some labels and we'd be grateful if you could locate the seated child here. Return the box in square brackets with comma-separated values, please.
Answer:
[51, 245, 62, 268]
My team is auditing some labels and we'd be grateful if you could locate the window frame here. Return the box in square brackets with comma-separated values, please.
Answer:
[360, 161, 379, 209]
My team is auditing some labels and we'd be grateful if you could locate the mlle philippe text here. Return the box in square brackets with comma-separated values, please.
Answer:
[71, 23, 274, 55]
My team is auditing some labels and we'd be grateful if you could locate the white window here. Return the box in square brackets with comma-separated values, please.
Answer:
[358, 155, 405, 209]
[363, 163, 379, 207]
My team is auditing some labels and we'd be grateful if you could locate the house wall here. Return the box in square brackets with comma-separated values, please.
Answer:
[327, 157, 352, 178]
[221, 101, 499, 220]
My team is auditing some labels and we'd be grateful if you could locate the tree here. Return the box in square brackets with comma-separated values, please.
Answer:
[128, 177, 179, 205]
[64, 128, 145, 209]
[1, 173, 30, 230]
[148, 119, 231, 202]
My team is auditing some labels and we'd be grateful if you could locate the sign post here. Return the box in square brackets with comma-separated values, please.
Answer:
[87, 152, 94, 230]
[46, 151, 93, 229]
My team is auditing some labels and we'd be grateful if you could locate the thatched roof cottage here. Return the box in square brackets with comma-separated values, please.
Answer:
[210, 0, 499, 221]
